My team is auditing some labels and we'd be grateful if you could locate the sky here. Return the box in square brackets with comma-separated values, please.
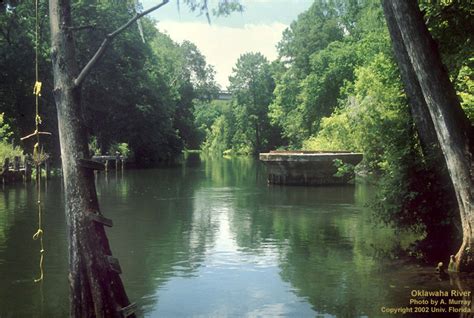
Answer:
[141, 0, 313, 88]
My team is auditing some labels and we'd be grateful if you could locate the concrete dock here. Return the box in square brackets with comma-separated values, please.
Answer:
[259, 151, 363, 186]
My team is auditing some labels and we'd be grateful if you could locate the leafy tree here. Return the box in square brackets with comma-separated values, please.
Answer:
[268, 66, 304, 146]
[419, 0, 473, 79]
[298, 40, 359, 134]
[277, 0, 344, 77]
[180, 40, 219, 100]
[228, 52, 278, 154]
[174, 41, 219, 149]
[416, 1, 474, 122]
[202, 114, 232, 154]
[0, 0, 58, 155]
[0, 113, 23, 164]
[270, 0, 372, 146]
[194, 99, 229, 147]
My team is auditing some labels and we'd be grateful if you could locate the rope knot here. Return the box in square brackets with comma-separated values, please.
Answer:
[33, 81, 42, 96]
[32, 229, 43, 240]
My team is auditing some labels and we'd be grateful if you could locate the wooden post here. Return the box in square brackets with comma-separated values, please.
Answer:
[115, 153, 119, 171]
[13, 156, 20, 171]
[24, 155, 32, 182]
[3, 157, 10, 173]
[105, 159, 109, 173]
[2, 157, 9, 185]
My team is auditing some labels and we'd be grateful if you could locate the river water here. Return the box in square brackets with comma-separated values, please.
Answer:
[0, 155, 471, 317]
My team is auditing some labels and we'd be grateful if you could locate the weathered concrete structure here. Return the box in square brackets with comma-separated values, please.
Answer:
[259, 151, 363, 186]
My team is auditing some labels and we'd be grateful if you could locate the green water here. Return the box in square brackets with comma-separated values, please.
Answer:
[0, 155, 469, 317]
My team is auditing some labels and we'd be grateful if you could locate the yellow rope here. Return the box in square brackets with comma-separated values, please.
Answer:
[32, 0, 45, 284]
[19, 0, 49, 284]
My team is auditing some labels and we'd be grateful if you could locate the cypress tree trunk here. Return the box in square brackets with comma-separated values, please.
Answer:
[381, 0, 441, 156]
[49, 0, 133, 316]
[387, 0, 473, 270]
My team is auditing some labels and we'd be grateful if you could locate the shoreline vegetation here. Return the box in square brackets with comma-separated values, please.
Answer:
[1, 0, 472, 277]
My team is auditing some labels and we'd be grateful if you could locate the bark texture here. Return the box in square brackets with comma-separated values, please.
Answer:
[382, 0, 458, 245]
[388, 0, 473, 270]
[381, 0, 442, 155]
[49, 0, 133, 316]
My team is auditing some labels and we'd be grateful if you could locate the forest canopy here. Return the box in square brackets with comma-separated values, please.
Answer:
[0, 0, 219, 166]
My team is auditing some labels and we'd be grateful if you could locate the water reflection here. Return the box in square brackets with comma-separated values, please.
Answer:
[0, 181, 68, 317]
[0, 155, 472, 317]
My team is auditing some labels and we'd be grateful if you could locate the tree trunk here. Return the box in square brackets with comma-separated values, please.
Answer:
[381, 0, 441, 156]
[49, 0, 134, 316]
[388, 1, 473, 271]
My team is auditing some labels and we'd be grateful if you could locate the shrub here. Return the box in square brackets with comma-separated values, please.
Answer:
[0, 113, 24, 166]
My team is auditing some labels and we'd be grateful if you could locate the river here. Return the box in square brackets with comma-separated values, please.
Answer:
[0, 155, 471, 317]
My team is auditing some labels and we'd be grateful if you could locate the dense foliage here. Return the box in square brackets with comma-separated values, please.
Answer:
[0, 113, 23, 165]
[198, 53, 283, 155]
[0, 0, 218, 166]
[419, 0, 474, 121]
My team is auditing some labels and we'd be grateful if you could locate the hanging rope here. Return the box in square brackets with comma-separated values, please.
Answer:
[21, 0, 51, 283]
[32, 0, 44, 284]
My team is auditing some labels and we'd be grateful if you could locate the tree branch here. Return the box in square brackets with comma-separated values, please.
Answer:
[74, 0, 169, 87]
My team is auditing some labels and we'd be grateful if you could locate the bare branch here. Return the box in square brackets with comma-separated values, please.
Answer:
[74, 0, 169, 87]
[21, 130, 52, 141]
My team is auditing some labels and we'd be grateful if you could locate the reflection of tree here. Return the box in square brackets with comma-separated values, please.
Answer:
[0, 154, 216, 316]
[0, 184, 31, 244]
[0, 181, 69, 317]
[202, 155, 256, 187]
[95, 160, 211, 313]
[450, 273, 474, 318]
[224, 167, 419, 317]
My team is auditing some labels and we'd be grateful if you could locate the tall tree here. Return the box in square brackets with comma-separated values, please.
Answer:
[49, 1, 170, 315]
[384, 1, 472, 270]
[173, 41, 219, 149]
[228, 52, 276, 153]
[48, 0, 241, 314]
[270, 0, 370, 146]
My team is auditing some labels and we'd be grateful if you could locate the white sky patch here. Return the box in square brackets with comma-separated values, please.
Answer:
[157, 21, 287, 89]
